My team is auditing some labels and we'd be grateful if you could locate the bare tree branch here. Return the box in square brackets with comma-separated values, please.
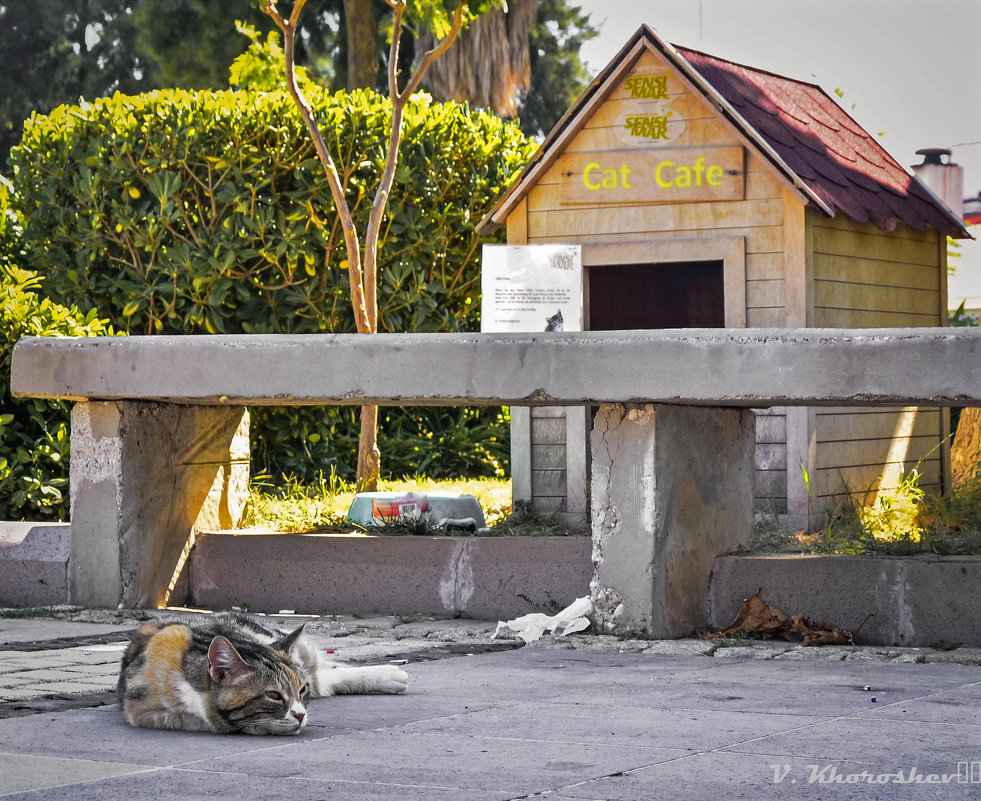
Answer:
[262, 0, 371, 334]
[261, 0, 471, 488]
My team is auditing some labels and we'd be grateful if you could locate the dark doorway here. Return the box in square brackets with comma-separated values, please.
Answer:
[587, 260, 725, 330]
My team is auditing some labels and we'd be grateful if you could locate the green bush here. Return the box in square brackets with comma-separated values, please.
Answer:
[8, 87, 535, 481]
[0, 266, 116, 520]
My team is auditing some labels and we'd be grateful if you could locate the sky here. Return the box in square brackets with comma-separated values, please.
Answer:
[570, 0, 981, 308]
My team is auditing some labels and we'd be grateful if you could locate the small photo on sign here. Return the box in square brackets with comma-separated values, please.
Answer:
[480, 245, 583, 333]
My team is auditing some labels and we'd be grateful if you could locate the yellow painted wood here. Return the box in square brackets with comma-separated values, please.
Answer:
[567, 119, 743, 153]
[528, 198, 784, 239]
[755, 413, 788, 444]
[813, 254, 940, 290]
[813, 307, 939, 326]
[783, 188, 810, 326]
[755, 443, 788, 471]
[815, 409, 941, 441]
[813, 215, 939, 242]
[746, 252, 785, 280]
[527, 226, 785, 255]
[813, 459, 941, 499]
[746, 279, 785, 308]
[506, 197, 528, 245]
[756, 469, 788, 500]
[557, 147, 746, 206]
[813, 281, 941, 316]
[812, 225, 939, 264]
[746, 308, 785, 326]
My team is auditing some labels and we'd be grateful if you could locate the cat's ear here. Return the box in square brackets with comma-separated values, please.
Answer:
[270, 624, 305, 655]
[208, 635, 248, 684]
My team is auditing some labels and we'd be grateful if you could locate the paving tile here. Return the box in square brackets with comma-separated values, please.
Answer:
[61, 664, 119, 677]
[556, 750, 979, 801]
[190, 728, 685, 797]
[0, 687, 51, 702]
[0, 625, 978, 801]
[0, 752, 153, 796]
[0, 619, 133, 646]
[719, 716, 978, 768]
[5, 669, 99, 683]
[0, 677, 34, 689]
[0, 766, 514, 801]
[0, 705, 344, 766]
[394, 700, 827, 753]
[18, 680, 109, 696]
[850, 682, 981, 727]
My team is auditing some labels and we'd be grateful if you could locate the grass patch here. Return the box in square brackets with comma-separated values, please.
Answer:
[754, 473, 981, 556]
[243, 475, 530, 535]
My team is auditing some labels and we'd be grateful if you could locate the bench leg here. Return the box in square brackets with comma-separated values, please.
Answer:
[590, 403, 755, 637]
[69, 401, 249, 608]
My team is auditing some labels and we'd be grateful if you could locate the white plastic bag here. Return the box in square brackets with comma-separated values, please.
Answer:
[494, 596, 593, 643]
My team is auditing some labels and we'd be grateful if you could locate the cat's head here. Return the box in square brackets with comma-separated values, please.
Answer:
[207, 625, 311, 735]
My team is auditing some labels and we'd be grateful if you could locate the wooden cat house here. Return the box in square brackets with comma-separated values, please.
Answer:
[477, 25, 970, 523]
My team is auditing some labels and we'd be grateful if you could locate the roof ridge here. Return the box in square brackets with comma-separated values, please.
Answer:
[672, 44, 824, 92]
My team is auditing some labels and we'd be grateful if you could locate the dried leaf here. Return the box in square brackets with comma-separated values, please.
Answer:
[701, 589, 855, 646]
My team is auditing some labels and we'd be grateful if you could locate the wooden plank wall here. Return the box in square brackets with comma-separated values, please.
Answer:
[520, 49, 794, 513]
[810, 216, 946, 506]
[529, 407, 568, 513]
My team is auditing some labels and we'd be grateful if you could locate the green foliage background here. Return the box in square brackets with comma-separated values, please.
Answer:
[0, 267, 116, 520]
[6, 86, 534, 487]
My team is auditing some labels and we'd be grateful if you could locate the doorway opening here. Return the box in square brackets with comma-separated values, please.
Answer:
[587, 260, 725, 330]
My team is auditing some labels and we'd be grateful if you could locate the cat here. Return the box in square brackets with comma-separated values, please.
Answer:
[117, 612, 408, 735]
[545, 309, 563, 331]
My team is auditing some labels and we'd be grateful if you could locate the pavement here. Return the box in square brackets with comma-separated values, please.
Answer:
[0, 608, 979, 800]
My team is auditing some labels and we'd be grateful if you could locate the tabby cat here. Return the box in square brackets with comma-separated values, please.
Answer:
[117, 612, 408, 735]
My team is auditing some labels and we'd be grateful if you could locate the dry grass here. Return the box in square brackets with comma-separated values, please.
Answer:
[754, 473, 981, 556]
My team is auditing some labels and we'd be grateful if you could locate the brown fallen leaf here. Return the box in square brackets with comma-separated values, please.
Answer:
[700, 589, 855, 646]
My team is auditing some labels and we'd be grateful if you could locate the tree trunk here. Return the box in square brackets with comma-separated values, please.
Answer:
[951, 406, 981, 491]
[357, 403, 381, 490]
[265, 0, 467, 493]
[343, 0, 378, 90]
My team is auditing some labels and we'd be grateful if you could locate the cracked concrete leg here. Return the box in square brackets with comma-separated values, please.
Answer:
[69, 401, 249, 609]
[590, 403, 755, 637]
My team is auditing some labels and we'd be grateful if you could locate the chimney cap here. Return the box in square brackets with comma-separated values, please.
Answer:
[915, 147, 955, 166]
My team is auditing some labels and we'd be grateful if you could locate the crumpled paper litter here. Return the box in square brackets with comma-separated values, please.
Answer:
[494, 596, 593, 643]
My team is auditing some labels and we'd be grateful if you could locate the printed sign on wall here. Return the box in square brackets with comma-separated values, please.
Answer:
[480, 245, 582, 333]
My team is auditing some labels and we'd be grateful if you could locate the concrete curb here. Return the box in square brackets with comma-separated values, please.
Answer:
[0, 523, 70, 607]
[5, 526, 981, 646]
[708, 553, 981, 647]
[187, 531, 594, 619]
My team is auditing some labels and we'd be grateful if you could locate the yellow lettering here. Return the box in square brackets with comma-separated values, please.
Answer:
[692, 157, 706, 185]
[583, 162, 602, 191]
[655, 160, 674, 188]
[707, 164, 723, 186]
[620, 163, 633, 189]
[675, 165, 692, 188]
[601, 168, 618, 189]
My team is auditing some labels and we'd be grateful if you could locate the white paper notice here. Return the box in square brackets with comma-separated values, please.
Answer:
[480, 244, 582, 333]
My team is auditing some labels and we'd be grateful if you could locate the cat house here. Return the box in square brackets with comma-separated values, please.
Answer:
[476, 25, 970, 523]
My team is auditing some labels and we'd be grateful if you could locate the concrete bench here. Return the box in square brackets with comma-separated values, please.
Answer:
[11, 328, 981, 634]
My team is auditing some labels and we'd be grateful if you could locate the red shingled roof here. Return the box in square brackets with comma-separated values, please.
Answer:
[674, 45, 966, 236]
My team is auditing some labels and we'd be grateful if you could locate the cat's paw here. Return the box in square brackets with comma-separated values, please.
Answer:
[375, 665, 409, 694]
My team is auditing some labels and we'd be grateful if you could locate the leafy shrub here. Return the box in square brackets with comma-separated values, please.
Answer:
[8, 87, 535, 481]
[0, 266, 116, 520]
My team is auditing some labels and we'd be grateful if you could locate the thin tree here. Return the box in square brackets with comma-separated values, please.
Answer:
[261, 0, 487, 489]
